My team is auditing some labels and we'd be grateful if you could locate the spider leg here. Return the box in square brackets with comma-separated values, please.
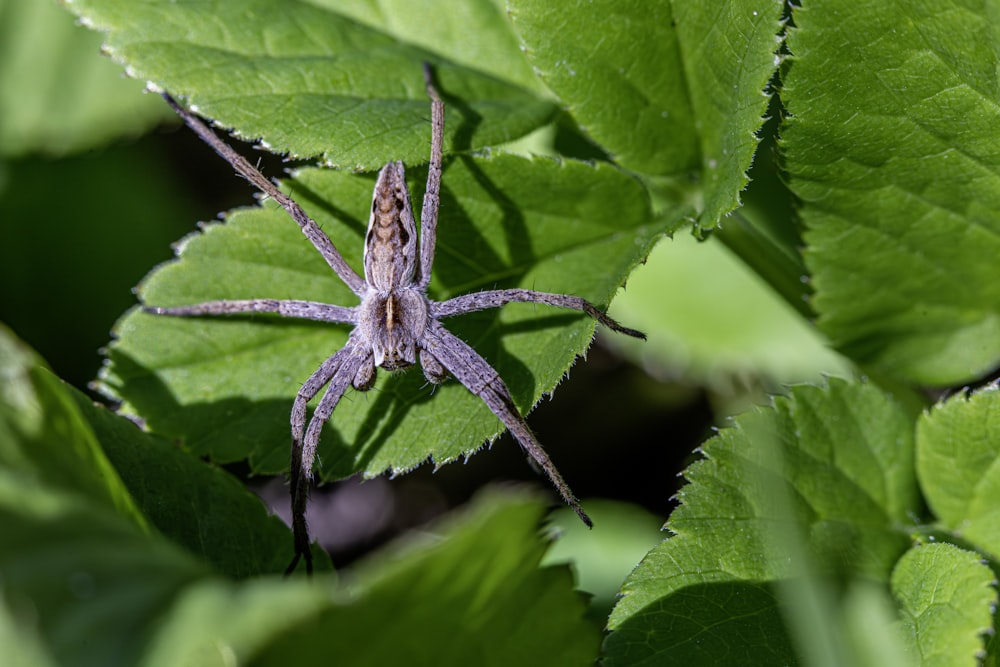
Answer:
[146, 299, 356, 324]
[421, 321, 592, 527]
[418, 62, 445, 290]
[286, 333, 371, 575]
[434, 289, 646, 339]
[161, 93, 366, 296]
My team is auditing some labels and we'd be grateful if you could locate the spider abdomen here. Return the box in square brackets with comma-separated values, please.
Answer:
[363, 161, 418, 291]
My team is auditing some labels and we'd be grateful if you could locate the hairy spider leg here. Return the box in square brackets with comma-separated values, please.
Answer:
[418, 64, 444, 289]
[286, 333, 371, 574]
[434, 290, 646, 340]
[161, 93, 365, 295]
[421, 321, 594, 526]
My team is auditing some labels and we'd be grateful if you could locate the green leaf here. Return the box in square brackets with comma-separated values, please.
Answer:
[0, 325, 143, 527]
[98, 155, 674, 482]
[251, 488, 600, 666]
[3, 287, 318, 578]
[303, 0, 547, 95]
[0, 489, 212, 667]
[607, 232, 850, 389]
[891, 543, 996, 666]
[508, 0, 783, 227]
[68, 388, 331, 577]
[136, 577, 331, 667]
[65, 0, 557, 169]
[143, 490, 596, 666]
[0, 326, 326, 665]
[0, 329, 595, 665]
[0, 591, 58, 667]
[917, 385, 1000, 558]
[0, 0, 166, 156]
[0, 325, 212, 667]
[835, 581, 912, 667]
[605, 380, 920, 663]
[782, 2, 1000, 385]
[542, 500, 665, 621]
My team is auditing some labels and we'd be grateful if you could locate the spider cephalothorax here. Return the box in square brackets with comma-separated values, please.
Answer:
[151, 64, 644, 573]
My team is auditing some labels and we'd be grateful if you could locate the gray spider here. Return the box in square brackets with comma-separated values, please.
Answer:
[150, 65, 645, 574]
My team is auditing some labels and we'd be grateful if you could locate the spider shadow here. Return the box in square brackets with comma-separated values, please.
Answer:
[432, 72, 483, 156]
[426, 155, 535, 295]
[281, 176, 370, 243]
[414, 73, 535, 287]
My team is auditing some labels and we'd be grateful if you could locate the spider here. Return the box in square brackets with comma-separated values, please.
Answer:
[150, 64, 645, 574]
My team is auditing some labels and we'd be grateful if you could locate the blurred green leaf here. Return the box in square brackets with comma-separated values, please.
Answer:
[253, 489, 599, 666]
[835, 581, 912, 667]
[783, 1, 1000, 385]
[608, 232, 850, 390]
[604, 380, 920, 663]
[916, 385, 1000, 559]
[0, 0, 165, 156]
[0, 325, 143, 527]
[509, 0, 783, 228]
[0, 327, 595, 665]
[137, 577, 330, 667]
[0, 584, 59, 667]
[0, 326, 327, 666]
[543, 500, 664, 622]
[0, 325, 211, 667]
[68, 388, 332, 577]
[64, 0, 557, 169]
[99, 155, 676, 481]
[891, 543, 996, 666]
[140, 490, 595, 667]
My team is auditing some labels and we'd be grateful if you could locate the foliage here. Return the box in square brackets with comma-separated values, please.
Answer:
[0, 0, 165, 155]
[1, 0, 998, 665]
[782, 1, 1000, 385]
[1, 328, 595, 665]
